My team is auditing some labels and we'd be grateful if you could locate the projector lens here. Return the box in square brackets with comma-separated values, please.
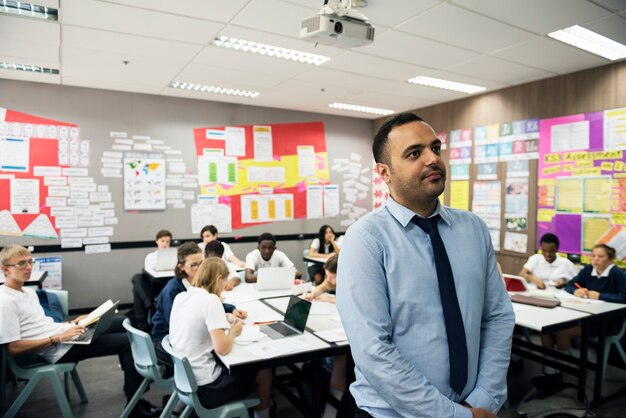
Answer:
[334, 21, 343, 34]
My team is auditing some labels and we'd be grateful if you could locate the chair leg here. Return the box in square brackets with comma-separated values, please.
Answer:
[49, 371, 74, 418]
[70, 369, 88, 404]
[160, 391, 179, 418]
[179, 405, 193, 418]
[4, 374, 44, 418]
[64, 371, 71, 402]
[119, 378, 150, 418]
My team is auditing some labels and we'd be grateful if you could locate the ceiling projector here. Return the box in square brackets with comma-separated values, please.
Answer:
[300, 1, 375, 48]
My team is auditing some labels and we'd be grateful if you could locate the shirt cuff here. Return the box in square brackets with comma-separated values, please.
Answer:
[465, 385, 500, 413]
[452, 402, 473, 418]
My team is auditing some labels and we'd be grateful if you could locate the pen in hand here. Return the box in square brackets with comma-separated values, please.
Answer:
[574, 282, 589, 298]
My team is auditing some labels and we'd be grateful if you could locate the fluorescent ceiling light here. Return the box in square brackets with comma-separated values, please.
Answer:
[0, 61, 59, 74]
[0, 0, 58, 20]
[407, 76, 486, 94]
[169, 81, 259, 98]
[212, 36, 330, 66]
[548, 25, 626, 61]
[328, 102, 394, 116]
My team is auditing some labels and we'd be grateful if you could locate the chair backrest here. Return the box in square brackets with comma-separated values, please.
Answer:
[46, 289, 69, 317]
[160, 336, 198, 396]
[122, 318, 161, 378]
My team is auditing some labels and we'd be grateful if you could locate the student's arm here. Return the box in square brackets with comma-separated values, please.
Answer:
[518, 267, 546, 289]
[308, 238, 323, 257]
[245, 268, 257, 283]
[211, 321, 242, 356]
[329, 237, 341, 255]
[564, 267, 588, 296]
[597, 268, 626, 303]
[304, 280, 331, 300]
[227, 254, 246, 268]
[7, 326, 85, 356]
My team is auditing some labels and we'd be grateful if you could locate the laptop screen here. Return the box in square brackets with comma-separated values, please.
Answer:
[284, 295, 312, 332]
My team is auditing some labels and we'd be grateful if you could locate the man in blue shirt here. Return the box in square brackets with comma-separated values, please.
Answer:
[337, 113, 515, 418]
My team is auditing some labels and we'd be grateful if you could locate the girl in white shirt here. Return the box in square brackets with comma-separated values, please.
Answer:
[169, 258, 271, 418]
[308, 225, 342, 285]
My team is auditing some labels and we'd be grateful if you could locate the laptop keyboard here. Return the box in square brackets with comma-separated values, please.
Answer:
[262, 322, 299, 339]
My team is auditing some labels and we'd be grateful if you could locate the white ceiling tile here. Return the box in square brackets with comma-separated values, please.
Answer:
[493, 36, 608, 74]
[62, 26, 203, 62]
[62, 0, 225, 44]
[176, 63, 284, 90]
[450, 0, 612, 34]
[446, 56, 555, 85]
[357, 29, 478, 69]
[161, 87, 260, 106]
[590, 0, 626, 12]
[0, 16, 59, 67]
[323, 51, 433, 82]
[416, 70, 510, 90]
[398, 3, 536, 54]
[580, 13, 626, 44]
[347, 92, 435, 113]
[101, 0, 250, 23]
[0, 70, 60, 85]
[63, 76, 162, 95]
[231, 0, 318, 39]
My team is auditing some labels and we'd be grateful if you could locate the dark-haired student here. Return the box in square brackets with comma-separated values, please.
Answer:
[244, 232, 302, 283]
[199, 224, 246, 268]
[205, 240, 241, 291]
[307, 225, 342, 285]
[519, 233, 578, 289]
[0, 245, 161, 417]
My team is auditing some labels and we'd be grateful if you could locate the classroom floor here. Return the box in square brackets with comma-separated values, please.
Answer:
[3, 353, 626, 418]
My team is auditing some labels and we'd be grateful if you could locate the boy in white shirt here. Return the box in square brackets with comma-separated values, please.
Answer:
[519, 233, 578, 289]
[198, 225, 246, 268]
[244, 232, 302, 283]
[144, 229, 172, 270]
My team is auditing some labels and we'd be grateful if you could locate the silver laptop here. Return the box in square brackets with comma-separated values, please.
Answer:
[261, 295, 312, 339]
[62, 301, 119, 345]
[154, 248, 177, 271]
[256, 267, 296, 291]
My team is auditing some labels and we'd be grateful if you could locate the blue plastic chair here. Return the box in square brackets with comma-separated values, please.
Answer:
[160, 336, 259, 418]
[1, 345, 88, 418]
[120, 318, 178, 418]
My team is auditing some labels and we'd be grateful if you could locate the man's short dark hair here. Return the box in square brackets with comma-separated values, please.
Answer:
[200, 225, 218, 238]
[324, 254, 338, 274]
[540, 233, 559, 249]
[258, 232, 276, 245]
[156, 229, 172, 240]
[204, 240, 225, 258]
[373, 113, 424, 165]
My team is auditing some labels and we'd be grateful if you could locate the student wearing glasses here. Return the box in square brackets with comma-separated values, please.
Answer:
[0, 245, 161, 417]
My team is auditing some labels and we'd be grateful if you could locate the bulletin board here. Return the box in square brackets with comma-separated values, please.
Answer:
[537, 107, 626, 263]
[193, 122, 332, 231]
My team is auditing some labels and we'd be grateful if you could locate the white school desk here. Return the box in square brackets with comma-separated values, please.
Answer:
[302, 254, 331, 265]
[143, 266, 174, 279]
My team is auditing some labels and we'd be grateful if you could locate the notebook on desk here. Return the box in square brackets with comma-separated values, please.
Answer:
[154, 248, 177, 271]
[510, 294, 561, 308]
[256, 267, 295, 291]
[260, 295, 311, 339]
[62, 300, 119, 345]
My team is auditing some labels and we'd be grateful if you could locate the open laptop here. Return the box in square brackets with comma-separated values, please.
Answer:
[62, 300, 120, 345]
[502, 274, 528, 292]
[261, 295, 312, 339]
[153, 248, 177, 271]
[256, 267, 296, 291]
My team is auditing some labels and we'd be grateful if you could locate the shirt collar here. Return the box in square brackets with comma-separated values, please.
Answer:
[182, 278, 191, 289]
[592, 264, 614, 278]
[385, 196, 451, 228]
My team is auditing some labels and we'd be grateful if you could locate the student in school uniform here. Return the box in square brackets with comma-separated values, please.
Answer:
[169, 257, 272, 418]
[519, 233, 578, 289]
[307, 225, 342, 285]
[244, 232, 302, 283]
[204, 240, 241, 291]
[198, 225, 246, 268]
[151, 242, 246, 373]
[132, 229, 173, 331]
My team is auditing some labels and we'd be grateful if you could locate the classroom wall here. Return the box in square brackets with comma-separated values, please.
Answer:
[374, 60, 626, 275]
[0, 79, 373, 309]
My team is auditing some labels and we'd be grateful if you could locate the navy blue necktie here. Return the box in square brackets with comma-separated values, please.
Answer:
[413, 214, 468, 395]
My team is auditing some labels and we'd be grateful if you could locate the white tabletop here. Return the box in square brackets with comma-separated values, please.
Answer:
[263, 296, 343, 334]
[303, 254, 331, 264]
[222, 282, 296, 304]
[512, 303, 591, 332]
[143, 266, 175, 279]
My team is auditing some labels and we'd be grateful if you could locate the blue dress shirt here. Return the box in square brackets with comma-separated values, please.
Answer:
[336, 198, 515, 418]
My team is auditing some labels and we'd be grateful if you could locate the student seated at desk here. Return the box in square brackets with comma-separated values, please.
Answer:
[205, 241, 241, 291]
[0, 245, 161, 418]
[198, 225, 245, 268]
[519, 233, 578, 289]
[245, 232, 302, 283]
[169, 257, 272, 418]
[151, 242, 246, 373]
[307, 225, 342, 285]
[132, 229, 173, 331]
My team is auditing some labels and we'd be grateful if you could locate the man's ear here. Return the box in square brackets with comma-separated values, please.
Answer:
[376, 162, 391, 185]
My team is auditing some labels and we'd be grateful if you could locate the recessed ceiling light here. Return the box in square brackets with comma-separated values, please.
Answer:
[0, 1, 58, 21]
[0, 61, 59, 74]
[169, 81, 259, 98]
[328, 102, 394, 116]
[548, 25, 626, 61]
[211, 36, 330, 66]
[407, 76, 486, 94]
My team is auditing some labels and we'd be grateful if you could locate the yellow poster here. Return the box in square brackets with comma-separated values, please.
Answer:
[556, 177, 583, 213]
[582, 216, 611, 252]
[583, 177, 611, 213]
[450, 181, 469, 210]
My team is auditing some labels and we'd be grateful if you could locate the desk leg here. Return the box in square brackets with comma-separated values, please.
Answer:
[578, 325, 589, 402]
[592, 319, 607, 406]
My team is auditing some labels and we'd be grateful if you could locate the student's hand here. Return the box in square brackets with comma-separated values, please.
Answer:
[302, 292, 314, 301]
[232, 309, 247, 319]
[57, 325, 85, 342]
[469, 408, 496, 418]
[588, 291, 600, 300]
[574, 288, 589, 298]
[230, 320, 243, 337]
[224, 277, 241, 291]
[70, 315, 88, 325]
[315, 293, 336, 304]
[554, 280, 567, 289]
[530, 276, 546, 289]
